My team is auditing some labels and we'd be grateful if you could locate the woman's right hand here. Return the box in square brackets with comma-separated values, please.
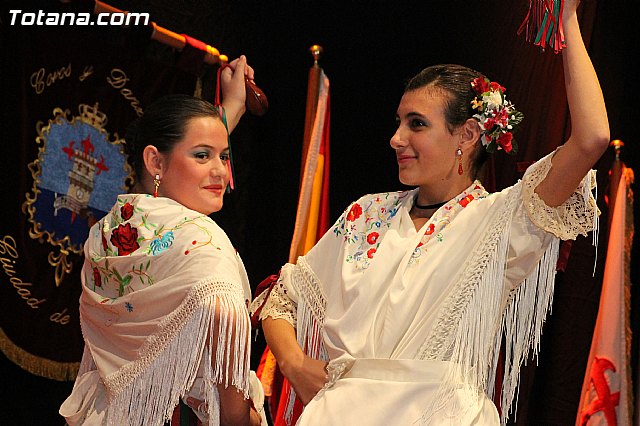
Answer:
[249, 406, 263, 426]
[281, 352, 328, 405]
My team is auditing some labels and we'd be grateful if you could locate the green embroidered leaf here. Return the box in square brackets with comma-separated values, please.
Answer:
[141, 215, 151, 230]
[112, 268, 123, 281]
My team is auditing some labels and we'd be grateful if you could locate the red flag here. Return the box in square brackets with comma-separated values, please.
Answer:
[576, 165, 635, 426]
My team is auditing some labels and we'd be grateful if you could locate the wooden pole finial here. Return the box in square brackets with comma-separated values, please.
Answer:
[610, 139, 624, 160]
[309, 45, 323, 64]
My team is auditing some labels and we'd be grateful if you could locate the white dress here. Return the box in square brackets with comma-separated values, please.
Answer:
[252, 151, 598, 425]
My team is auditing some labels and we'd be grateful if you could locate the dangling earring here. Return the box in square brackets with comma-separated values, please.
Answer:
[457, 148, 463, 175]
[153, 174, 160, 197]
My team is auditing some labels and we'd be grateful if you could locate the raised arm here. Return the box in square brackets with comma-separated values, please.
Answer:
[534, 0, 609, 207]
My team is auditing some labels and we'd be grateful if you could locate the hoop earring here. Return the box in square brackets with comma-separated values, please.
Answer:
[153, 174, 160, 198]
[457, 148, 463, 175]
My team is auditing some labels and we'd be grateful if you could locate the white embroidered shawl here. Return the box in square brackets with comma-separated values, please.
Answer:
[63, 194, 252, 426]
[253, 150, 598, 425]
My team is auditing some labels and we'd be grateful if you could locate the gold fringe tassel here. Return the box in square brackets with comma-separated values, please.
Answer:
[0, 327, 79, 381]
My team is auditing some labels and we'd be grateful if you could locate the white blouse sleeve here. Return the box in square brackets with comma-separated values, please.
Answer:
[521, 149, 599, 240]
[253, 266, 298, 328]
[504, 149, 598, 289]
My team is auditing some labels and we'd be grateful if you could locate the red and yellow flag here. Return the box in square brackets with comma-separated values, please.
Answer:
[257, 62, 330, 426]
[288, 70, 331, 262]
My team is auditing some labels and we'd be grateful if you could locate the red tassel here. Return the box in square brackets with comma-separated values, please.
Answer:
[517, 0, 566, 53]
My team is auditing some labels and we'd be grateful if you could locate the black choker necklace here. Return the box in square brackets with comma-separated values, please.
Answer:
[413, 197, 448, 210]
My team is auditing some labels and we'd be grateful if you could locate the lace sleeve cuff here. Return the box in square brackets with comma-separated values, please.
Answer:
[256, 275, 297, 327]
[521, 150, 599, 240]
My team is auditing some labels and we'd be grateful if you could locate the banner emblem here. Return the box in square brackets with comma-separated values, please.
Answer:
[23, 103, 132, 285]
[579, 356, 620, 425]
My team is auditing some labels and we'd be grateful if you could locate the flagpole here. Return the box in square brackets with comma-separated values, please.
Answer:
[300, 45, 323, 183]
[608, 140, 624, 231]
[93, 0, 228, 65]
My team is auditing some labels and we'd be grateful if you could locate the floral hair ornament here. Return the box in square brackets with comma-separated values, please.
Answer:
[470, 77, 524, 155]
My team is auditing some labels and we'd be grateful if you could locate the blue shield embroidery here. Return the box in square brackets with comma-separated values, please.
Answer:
[24, 104, 132, 255]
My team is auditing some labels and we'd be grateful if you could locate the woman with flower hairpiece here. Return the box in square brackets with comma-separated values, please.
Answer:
[60, 56, 267, 426]
[251, 1, 608, 425]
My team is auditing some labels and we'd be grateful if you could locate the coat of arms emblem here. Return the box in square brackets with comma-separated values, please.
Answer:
[23, 103, 132, 285]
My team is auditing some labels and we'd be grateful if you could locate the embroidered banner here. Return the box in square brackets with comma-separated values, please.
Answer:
[0, 12, 202, 381]
[576, 166, 635, 426]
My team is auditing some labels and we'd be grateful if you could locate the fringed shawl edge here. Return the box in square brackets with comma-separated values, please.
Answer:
[417, 157, 598, 425]
[102, 277, 251, 426]
[281, 259, 328, 425]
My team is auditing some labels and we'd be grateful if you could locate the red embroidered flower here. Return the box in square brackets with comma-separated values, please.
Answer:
[471, 77, 490, 94]
[110, 223, 139, 256]
[497, 132, 513, 153]
[346, 203, 363, 222]
[120, 203, 134, 221]
[366, 232, 379, 245]
[93, 267, 102, 287]
[367, 248, 376, 258]
[459, 194, 475, 208]
[424, 223, 435, 236]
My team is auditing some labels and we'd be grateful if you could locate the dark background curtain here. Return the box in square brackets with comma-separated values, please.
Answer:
[1, 1, 637, 424]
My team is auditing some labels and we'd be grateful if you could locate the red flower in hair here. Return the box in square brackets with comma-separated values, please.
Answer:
[470, 76, 523, 156]
[484, 117, 496, 130]
[497, 132, 513, 153]
[346, 203, 363, 222]
[120, 203, 134, 221]
[490, 81, 506, 92]
[471, 77, 490, 94]
[110, 223, 140, 256]
[495, 108, 509, 127]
